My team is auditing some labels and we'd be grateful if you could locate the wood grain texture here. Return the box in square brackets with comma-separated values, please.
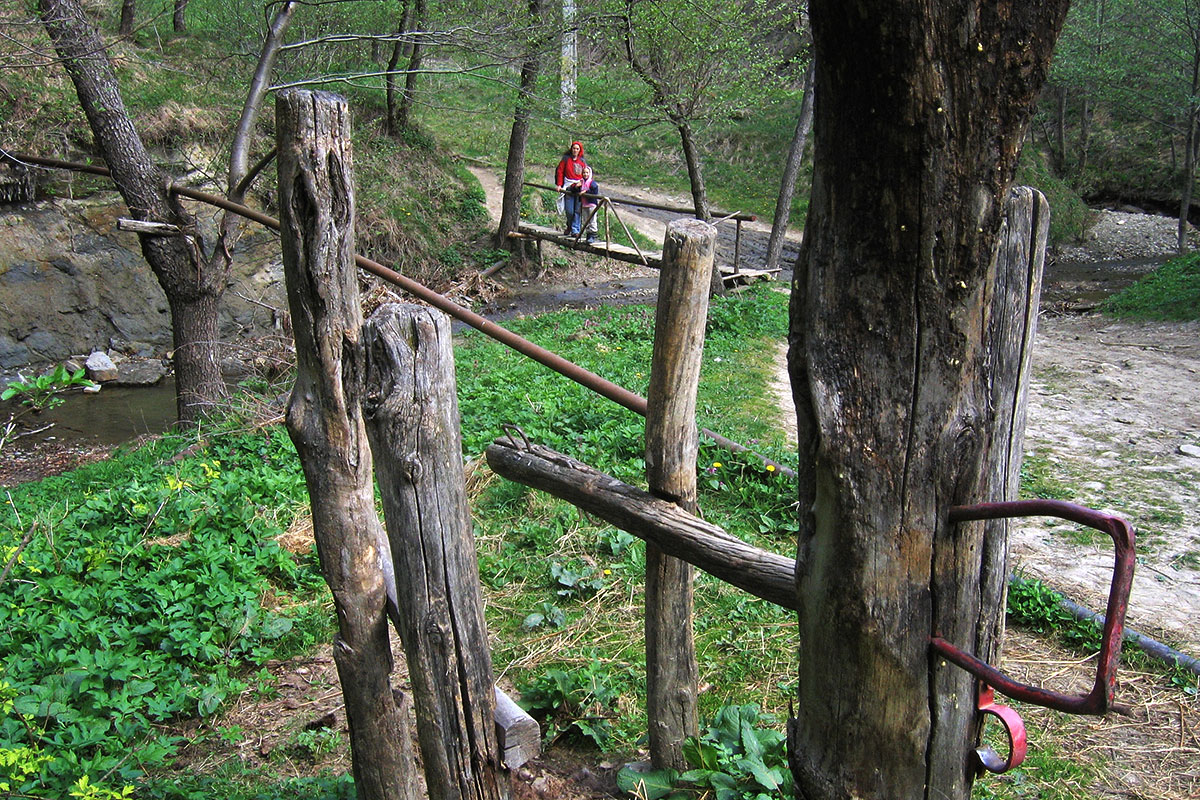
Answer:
[644, 219, 715, 769]
[362, 303, 506, 800]
[277, 89, 416, 800]
[485, 439, 796, 609]
[787, 7, 1065, 793]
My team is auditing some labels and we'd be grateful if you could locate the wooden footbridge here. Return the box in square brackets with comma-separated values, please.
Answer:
[510, 181, 779, 286]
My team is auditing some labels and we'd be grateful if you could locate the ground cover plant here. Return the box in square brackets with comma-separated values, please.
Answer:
[0, 285, 799, 797]
[0, 426, 329, 798]
[1100, 251, 1200, 321]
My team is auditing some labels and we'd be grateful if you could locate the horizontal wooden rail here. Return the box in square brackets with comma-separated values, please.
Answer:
[486, 436, 797, 609]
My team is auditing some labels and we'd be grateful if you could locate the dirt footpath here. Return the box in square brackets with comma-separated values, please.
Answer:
[1017, 313, 1200, 650]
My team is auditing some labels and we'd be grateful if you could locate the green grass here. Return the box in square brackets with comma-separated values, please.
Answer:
[0, 285, 797, 796]
[1018, 451, 1076, 502]
[1101, 252, 1200, 321]
[460, 286, 798, 743]
[1006, 575, 1200, 694]
[973, 727, 1101, 800]
[140, 769, 354, 800]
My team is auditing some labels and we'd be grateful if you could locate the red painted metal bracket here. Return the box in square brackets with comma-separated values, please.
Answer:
[931, 499, 1135, 715]
[974, 683, 1027, 774]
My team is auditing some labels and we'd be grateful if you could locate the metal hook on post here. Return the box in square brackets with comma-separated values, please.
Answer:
[930, 499, 1136, 776]
[974, 683, 1027, 774]
[931, 499, 1135, 714]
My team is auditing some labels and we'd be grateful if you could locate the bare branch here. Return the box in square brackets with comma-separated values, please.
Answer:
[227, 0, 298, 199]
[269, 61, 513, 92]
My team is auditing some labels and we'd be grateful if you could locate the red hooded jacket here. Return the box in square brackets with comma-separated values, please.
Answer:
[555, 141, 587, 190]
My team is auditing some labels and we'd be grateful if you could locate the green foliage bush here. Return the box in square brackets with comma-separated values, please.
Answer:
[617, 704, 793, 799]
[1006, 575, 1103, 652]
[0, 430, 323, 797]
[1015, 149, 1092, 247]
[1101, 252, 1200, 321]
[518, 661, 623, 748]
[2, 364, 96, 411]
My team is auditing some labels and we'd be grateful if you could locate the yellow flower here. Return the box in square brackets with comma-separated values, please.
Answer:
[767, 464, 776, 472]
[712, 462, 723, 468]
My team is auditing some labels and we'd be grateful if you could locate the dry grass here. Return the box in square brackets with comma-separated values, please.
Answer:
[136, 100, 227, 146]
[993, 627, 1200, 799]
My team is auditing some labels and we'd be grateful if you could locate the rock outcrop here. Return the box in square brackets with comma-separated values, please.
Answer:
[0, 192, 287, 370]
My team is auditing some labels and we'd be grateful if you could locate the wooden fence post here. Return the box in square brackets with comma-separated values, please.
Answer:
[644, 218, 716, 769]
[361, 303, 508, 800]
[276, 89, 417, 800]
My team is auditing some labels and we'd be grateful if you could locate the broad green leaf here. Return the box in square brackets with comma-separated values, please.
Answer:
[615, 765, 679, 800]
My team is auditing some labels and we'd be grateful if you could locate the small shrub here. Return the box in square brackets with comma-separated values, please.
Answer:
[518, 662, 620, 748]
[1101, 252, 1200, 322]
[1007, 575, 1101, 651]
[522, 601, 566, 630]
[550, 560, 605, 599]
[2, 364, 96, 411]
[617, 704, 793, 799]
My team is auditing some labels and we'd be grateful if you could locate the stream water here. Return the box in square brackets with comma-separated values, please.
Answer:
[15, 377, 179, 447]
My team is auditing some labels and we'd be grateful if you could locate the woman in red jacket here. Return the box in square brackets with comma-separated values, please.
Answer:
[555, 141, 587, 235]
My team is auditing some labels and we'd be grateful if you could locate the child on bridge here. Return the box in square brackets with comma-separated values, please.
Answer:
[580, 165, 599, 244]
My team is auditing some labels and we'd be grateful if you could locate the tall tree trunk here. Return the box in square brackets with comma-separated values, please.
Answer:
[173, 0, 188, 33]
[560, 0, 577, 119]
[386, 0, 415, 136]
[765, 57, 816, 273]
[1179, 40, 1200, 253]
[672, 118, 721, 294]
[675, 119, 709, 223]
[384, 6, 409, 137]
[788, 3, 1068, 800]
[118, 0, 135, 37]
[39, 0, 224, 423]
[1077, 94, 1091, 177]
[1179, 113, 1196, 254]
[498, 0, 547, 254]
[227, 1, 296, 198]
[397, 0, 427, 132]
[1055, 83, 1067, 173]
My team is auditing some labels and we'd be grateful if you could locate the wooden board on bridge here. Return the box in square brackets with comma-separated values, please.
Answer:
[513, 221, 779, 287]
[514, 222, 663, 268]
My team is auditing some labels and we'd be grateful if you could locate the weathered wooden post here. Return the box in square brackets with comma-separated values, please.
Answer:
[926, 187, 1048, 783]
[277, 89, 417, 800]
[361, 303, 508, 800]
[644, 218, 716, 769]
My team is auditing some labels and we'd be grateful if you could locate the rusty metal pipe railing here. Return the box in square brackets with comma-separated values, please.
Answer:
[523, 180, 756, 223]
[7, 151, 795, 479]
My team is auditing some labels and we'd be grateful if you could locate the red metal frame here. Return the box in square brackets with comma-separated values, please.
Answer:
[930, 500, 1135, 774]
[931, 499, 1135, 714]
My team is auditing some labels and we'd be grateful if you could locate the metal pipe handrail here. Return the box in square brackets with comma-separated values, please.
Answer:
[524, 180, 755, 223]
